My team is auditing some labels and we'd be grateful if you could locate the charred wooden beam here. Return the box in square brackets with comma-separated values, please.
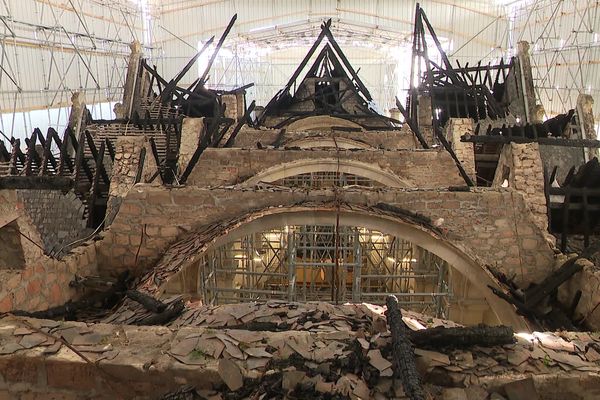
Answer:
[135, 147, 146, 184]
[409, 325, 514, 348]
[86, 140, 105, 228]
[395, 97, 429, 149]
[126, 290, 167, 313]
[70, 129, 93, 183]
[222, 100, 256, 148]
[0, 176, 73, 190]
[525, 256, 584, 308]
[84, 131, 110, 184]
[386, 295, 425, 400]
[24, 131, 39, 175]
[199, 14, 237, 86]
[133, 299, 185, 326]
[436, 129, 475, 186]
[55, 128, 74, 175]
[8, 138, 22, 175]
[461, 133, 600, 148]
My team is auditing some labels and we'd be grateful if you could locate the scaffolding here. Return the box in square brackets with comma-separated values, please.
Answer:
[276, 171, 379, 189]
[197, 225, 451, 318]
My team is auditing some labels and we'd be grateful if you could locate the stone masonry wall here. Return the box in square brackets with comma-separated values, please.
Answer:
[106, 136, 146, 224]
[15, 190, 88, 256]
[98, 185, 554, 284]
[493, 143, 550, 239]
[233, 126, 417, 150]
[185, 148, 464, 188]
[446, 118, 476, 183]
[0, 190, 98, 313]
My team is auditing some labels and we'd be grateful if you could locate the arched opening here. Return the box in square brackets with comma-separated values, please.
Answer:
[158, 209, 527, 329]
[242, 159, 408, 188]
[286, 116, 363, 132]
[284, 137, 372, 150]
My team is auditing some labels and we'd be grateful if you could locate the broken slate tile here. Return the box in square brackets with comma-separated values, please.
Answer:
[0, 343, 23, 355]
[42, 342, 62, 355]
[218, 358, 243, 391]
[504, 378, 540, 400]
[71, 333, 105, 346]
[19, 333, 47, 349]
[243, 347, 272, 358]
[13, 327, 34, 335]
[170, 337, 200, 356]
[368, 349, 392, 372]
[246, 357, 270, 370]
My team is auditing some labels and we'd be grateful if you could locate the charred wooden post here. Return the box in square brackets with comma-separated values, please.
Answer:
[386, 295, 425, 400]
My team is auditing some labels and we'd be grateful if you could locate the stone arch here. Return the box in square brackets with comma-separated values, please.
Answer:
[286, 116, 363, 132]
[283, 136, 372, 150]
[242, 158, 409, 188]
[150, 207, 527, 330]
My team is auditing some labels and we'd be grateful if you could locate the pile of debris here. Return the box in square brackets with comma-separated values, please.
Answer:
[2, 298, 600, 400]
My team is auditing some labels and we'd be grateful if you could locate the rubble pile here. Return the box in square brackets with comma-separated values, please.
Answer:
[2, 301, 597, 399]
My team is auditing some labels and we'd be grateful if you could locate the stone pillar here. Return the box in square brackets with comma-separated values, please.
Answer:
[446, 118, 476, 183]
[389, 107, 401, 121]
[121, 40, 143, 119]
[222, 93, 246, 121]
[416, 94, 435, 144]
[492, 143, 551, 240]
[179, 117, 205, 170]
[105, 136, 146, 225]
[577, 93, 598, 160]
[67, 92, 87, 143]
[506, 41, 537, 123]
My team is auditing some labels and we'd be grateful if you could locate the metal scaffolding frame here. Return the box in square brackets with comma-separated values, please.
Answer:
[198, 225, 452, 318]
[0, 0, 152, 141]
[277, 171, 379, 189]
[509, 0, 600, 124]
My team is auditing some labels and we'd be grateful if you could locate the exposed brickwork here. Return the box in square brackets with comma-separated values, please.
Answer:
[493, 143, 550, 240]
[446, 118, 476, 183]
[0, 190, 98, 313]
[99, 185, 554, 284]
[14, 190, 87, 256]
[185, 148, 464, 188]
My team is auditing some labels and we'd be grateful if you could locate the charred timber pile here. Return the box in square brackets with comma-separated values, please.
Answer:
[489, 255, 589, 330]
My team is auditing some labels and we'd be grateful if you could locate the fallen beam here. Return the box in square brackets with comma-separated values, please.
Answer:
[386, 295, 425, 400]
[409, 325, 514, 348]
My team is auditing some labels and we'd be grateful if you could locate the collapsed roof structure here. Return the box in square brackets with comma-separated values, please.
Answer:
[0, 4, 600, 399]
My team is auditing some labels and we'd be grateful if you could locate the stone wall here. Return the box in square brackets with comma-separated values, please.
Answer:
[492, 143, 550, 239]
[445, 118, 476, 183]
[232, 126, 417, 150]
[3, 190, 88, 257]
[98, 185, 554, 284]
[0, 221, 25, 269]
[0, 190, 98, 313]
[185, 148, 464, 188]
[106, 136, 146, 224]
[0, 314, 593, 400]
